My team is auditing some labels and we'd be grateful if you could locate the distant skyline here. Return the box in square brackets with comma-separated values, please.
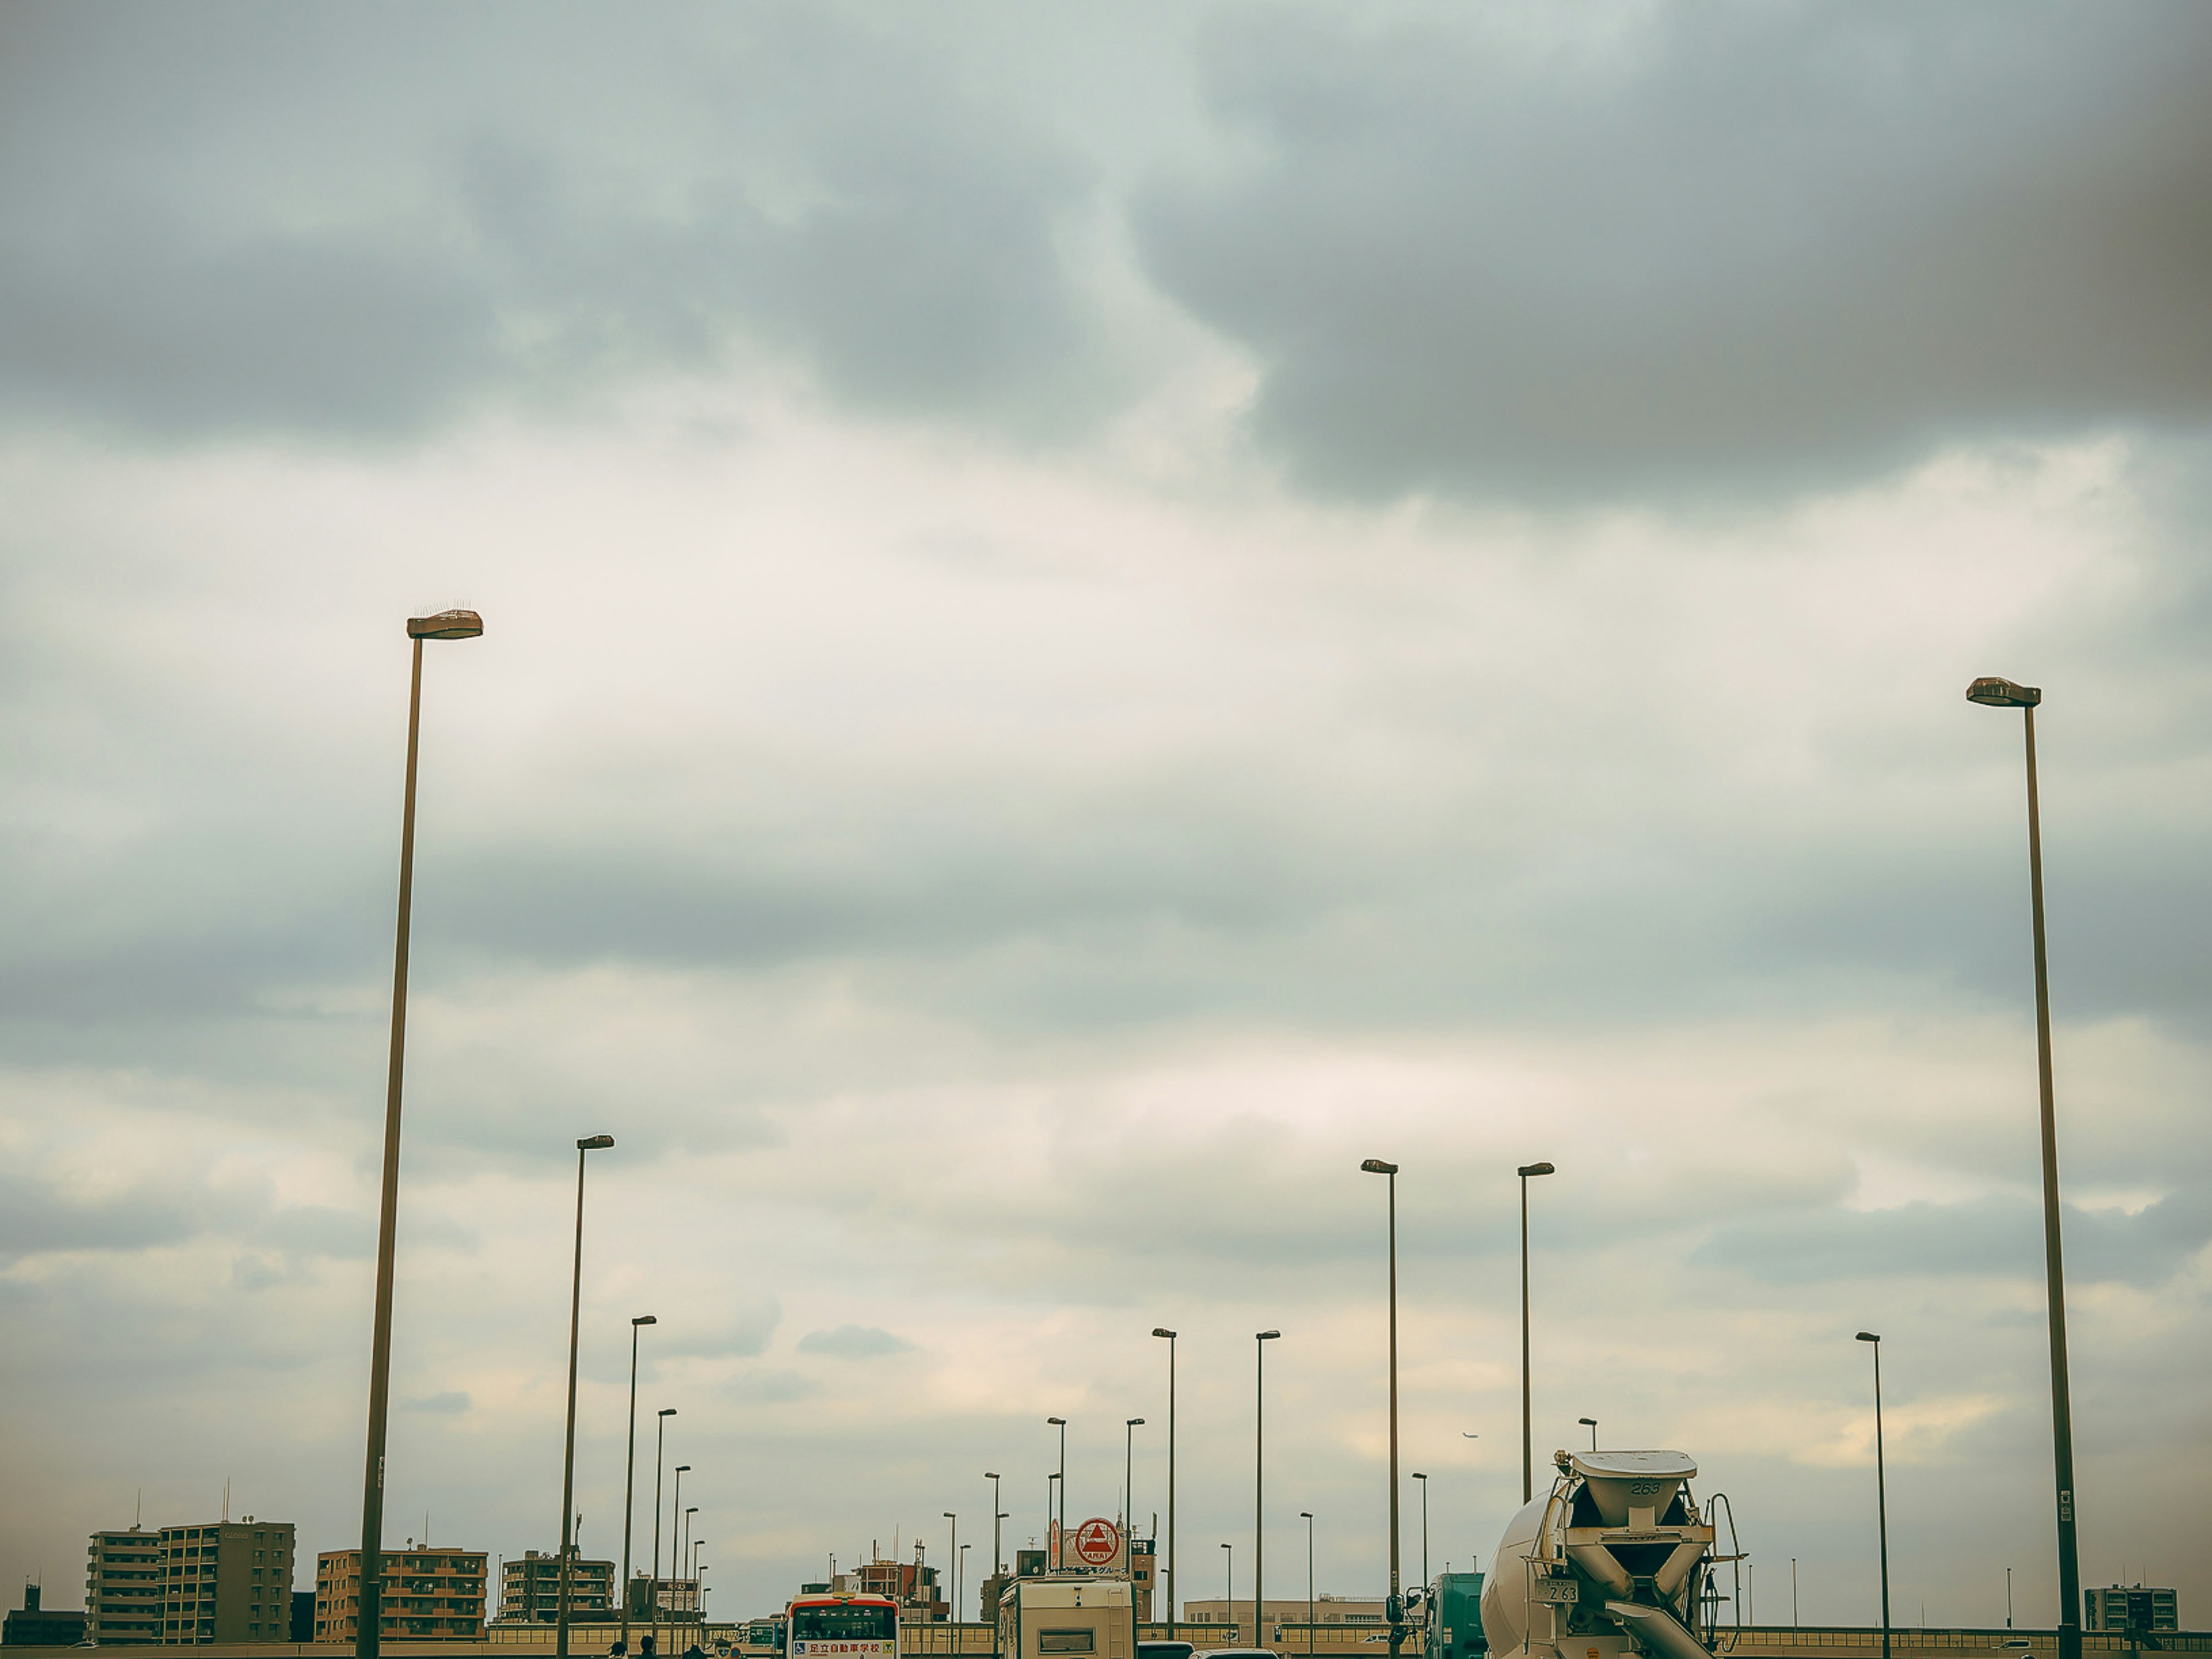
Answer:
[2, 0, 2209, 1633]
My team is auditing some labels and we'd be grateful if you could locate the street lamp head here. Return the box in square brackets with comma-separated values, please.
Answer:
[1577, 1418, 1597, 1427]
[578, 1134, 615, 1150]
[685, 1505, 698, 1514]
[1517, 1162, 1555, 1178]
[1857, 1331, 1881, 1343]
[406, 609, 484, 641]
[676, 1465, 691, 1474]
[945, 1513, 957, 1520]
[1127, 1417, 1146, 1426]
[633, 1315, 657, 1326]
[1411, 1471, 1426, 1482]
[658, 1408, 677, 1417]
[985, 1471, 1000, 1480]
[1967, 676, 2041, 709]
[1152, 1327, 1177, 1339]
[1360, 1158, 1398, 1175]
[1300, 1512, 1313, 1520]
[1257, 1329, 1281, 1341]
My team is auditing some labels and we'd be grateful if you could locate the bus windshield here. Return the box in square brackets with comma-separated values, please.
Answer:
[791, 1606, 899, 1642]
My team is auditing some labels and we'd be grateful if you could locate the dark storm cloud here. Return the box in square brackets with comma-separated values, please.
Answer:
[0, 4, 1112, 441]
[1135, 1, 2212, 502]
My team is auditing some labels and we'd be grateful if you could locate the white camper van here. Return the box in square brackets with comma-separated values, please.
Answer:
[997, 1577, 1137, 1659]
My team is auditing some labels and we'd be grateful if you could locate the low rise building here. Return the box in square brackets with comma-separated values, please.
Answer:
[498, 1552, 615, 1623]
[316, 1546, 488, 1642]
[5, 1583, 86, 1647]
[85, 1528, 164, 1645]
[1182, 1596, 1388, 1641]
[156, 1520, 298, 1644]
[2084, 1586, 2179, 1634]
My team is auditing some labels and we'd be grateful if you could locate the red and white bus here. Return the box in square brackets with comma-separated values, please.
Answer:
[786, 1593, 900, 1659]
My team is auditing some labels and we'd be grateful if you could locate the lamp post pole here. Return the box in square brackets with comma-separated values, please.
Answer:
[1124, 1420, 1146, 1593]
[1255, 1332, 1280, 1649]
[1153, 1330, 1179, 1641]
[652, 1410, 675, 1656]
[986, 1475, 1003, 1575]
[1411, 1474, 1428, 1604]
[621, 1319, 657, 1652]
[1300, 1514, 1315, 1659]
[356, 609, 483, 1659]
[1360, 1160, 1404, 1659]
[1516, 1162, 1555, 1505]
[1967, 676, 2084, 1659]
[680, 1505, 696, 1632]
[944, 1516, 958, 1629]
[558, 1135, 616, 1659]
[1857, 1334, 1891, 1659]
[1047, 1419, 1068, 1569]
[1221, 1546, 1233, 1640]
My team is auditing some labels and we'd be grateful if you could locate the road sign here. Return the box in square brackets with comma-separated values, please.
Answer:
[1073, 1518, 1120, 1567]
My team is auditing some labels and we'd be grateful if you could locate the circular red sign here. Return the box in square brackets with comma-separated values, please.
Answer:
[1073, 1518, 1120, 1566]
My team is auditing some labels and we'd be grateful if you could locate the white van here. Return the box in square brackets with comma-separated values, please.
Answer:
[997, 1577, 1137, 1659]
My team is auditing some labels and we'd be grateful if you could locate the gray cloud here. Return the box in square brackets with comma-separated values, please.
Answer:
[403, 1389, 471, 1414]
[1695, 1189, 2212, 1287]
[0, 5, 1116, 442]
[795, 1324, 912, 1359]
[1135, 1, 2212, 502]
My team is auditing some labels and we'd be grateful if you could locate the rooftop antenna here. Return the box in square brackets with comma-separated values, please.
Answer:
[222, 1479, 230, 1523]
[135, 1491, 142, 1529]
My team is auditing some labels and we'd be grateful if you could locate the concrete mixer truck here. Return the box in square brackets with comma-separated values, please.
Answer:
[1480, 1451, 1735, 1659]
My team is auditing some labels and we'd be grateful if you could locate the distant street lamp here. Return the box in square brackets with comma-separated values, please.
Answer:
[558, 1135, 616, 1659]
[1967, 675, 2085, 1659]
[985, 1474, 1003, 1576]
[1517, 1162, 1556, 1503]
[1255, 1332, 1281, 1647]
[944, 1515, 958, 1627]
[357, 608, 484, 1659]
[621, 1317, 658, 1652]
[1577, 1418, 1597, 1453]
[1360, 1158, 1406, 1659]
[1857, 1334, 1891, 1659]
[671, 1467, 691, 1645]
[960, 1542, 972, 1633]
[1300, 1513, 1315, 1659]
[1411, 1474, 1428, 1601]
[1124, 1419, 1146, 1589]
[1221, 1544, 1233, 1639]
[1047, 1418, 1069, 1567]
[652, 1410, 676, 1655]
[682, 1506, 698, 1626]
[1153, 1329, 1179, 1639]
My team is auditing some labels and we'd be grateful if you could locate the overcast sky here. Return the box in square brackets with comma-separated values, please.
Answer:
[4, 0, 2210, 1635]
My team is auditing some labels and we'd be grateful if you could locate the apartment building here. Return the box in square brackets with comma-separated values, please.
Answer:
[498, 1551, 615, 1623]
[154, 1520, 298, 1644]
[316, 1546, 488, 1642]
[85, 1528, 164, 1645]
[2085, 1585, 2179, 1635]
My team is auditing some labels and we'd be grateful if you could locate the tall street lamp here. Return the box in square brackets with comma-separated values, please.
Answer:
[357, 607, 483, 1659]
[1124, 1419, 1145, 1584]
[1516, 1162, 1556, 1503]
[1577, 1418, 1597, 1453]
[1411, 1474, 1428, 1601]
[1967, 675, 2085, 1659]
[1255, 1332, 1281, 1648]
[1857, 1334, 1891, 1659]
[652, 1410, 676, 1654]
[620, 1317, 658, 1654]
[1153, 1330, 1179, 1639]
[985, 1474, 1003, 1575]
[559, 1135, 616, 1659]
[1047, 1418, 1068, 1568]
[1300, 1514, 1315, 1659]
[960, 1543, 972, 1635]
[1359, 1158, 1404, 1659]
